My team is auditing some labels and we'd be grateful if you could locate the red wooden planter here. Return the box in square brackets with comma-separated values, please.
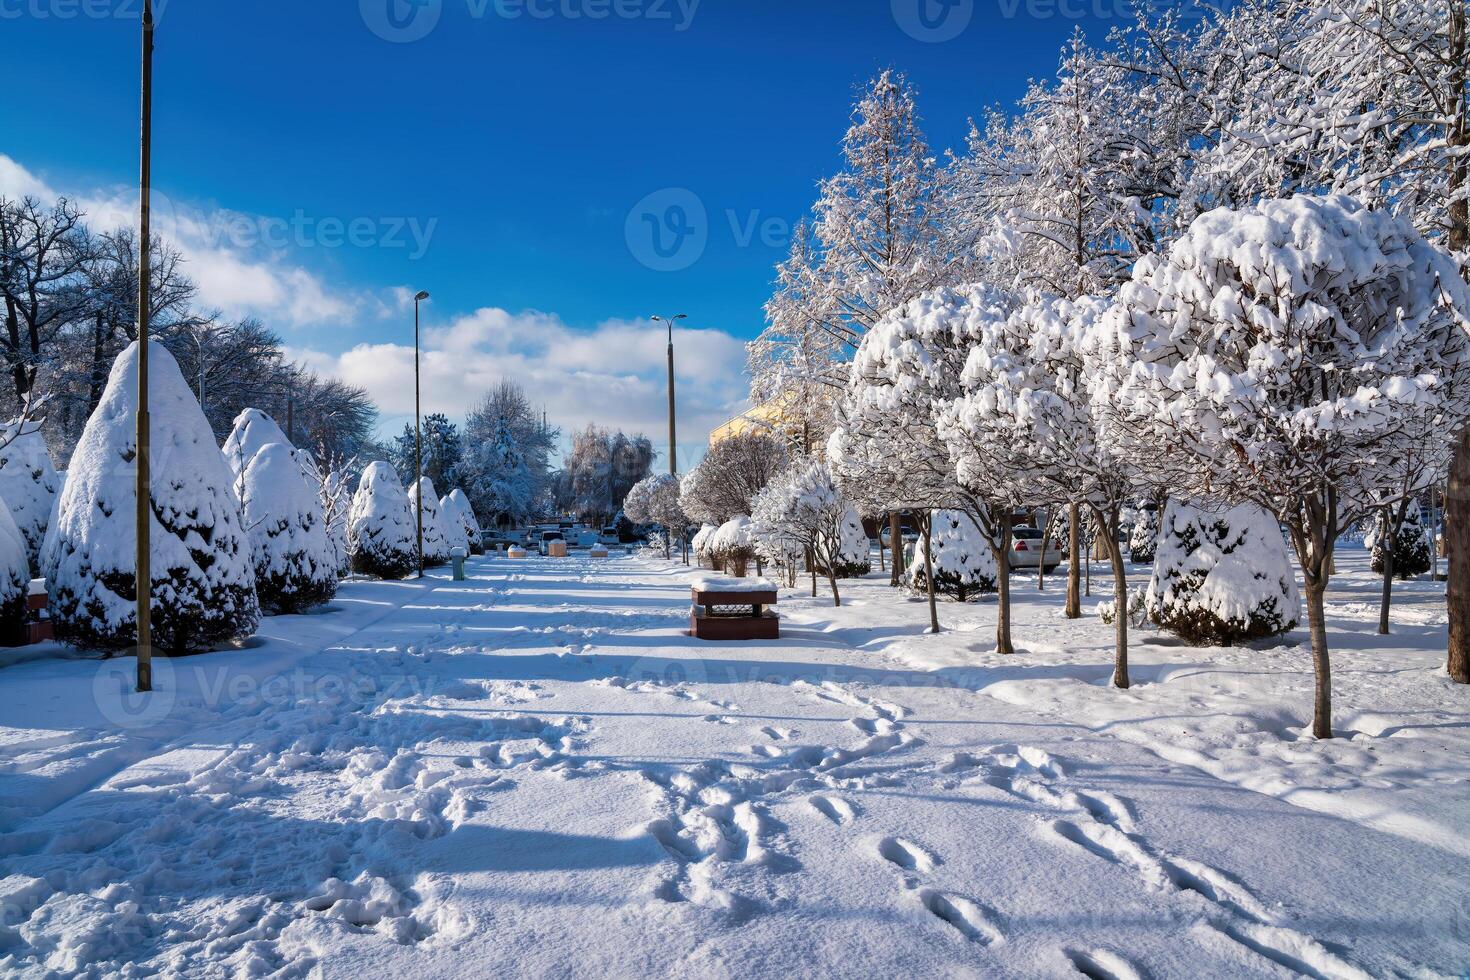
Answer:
[689, 583, 779, 641]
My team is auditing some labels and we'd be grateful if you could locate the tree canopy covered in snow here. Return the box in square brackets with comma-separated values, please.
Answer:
[908, 509, 998, 602]
[751, 460, 854, 606]
[623, 473, 686, 559]
[679, 433, 789, 527]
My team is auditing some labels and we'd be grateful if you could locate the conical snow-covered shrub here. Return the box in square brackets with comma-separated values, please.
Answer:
[1146, 500, 1300, 646]
[441, 489, 483, 555]
[242, 443, 337, 614]
[816, 506, 871, 578]
[224, 408, 293, 475]
[691, 524, 719, 567]
[0, 423, 58, 574]
[1369, 507, 1432, 580]
[43, 341, 260, 654]
[908, 510, 998, 602]
[0, 500, 31, 645]
[1129, 505, 1159, 565]
[408, 476, 451, 566]
[348, 462, 418, 579]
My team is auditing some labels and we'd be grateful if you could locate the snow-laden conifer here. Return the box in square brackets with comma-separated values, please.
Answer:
[443, 489, 484, 555]
[0, 422, 58, 574]
[348, 462, 418, 579]
[408, 476, 451, 566]
[242, 443, 338, 614]
[908, 510, 998, 602]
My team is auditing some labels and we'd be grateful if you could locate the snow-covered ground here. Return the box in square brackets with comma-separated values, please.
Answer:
[2, 548, 1467, 978]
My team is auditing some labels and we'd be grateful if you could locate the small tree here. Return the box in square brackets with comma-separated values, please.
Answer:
[691, 524, 719, 568]
[908, 509, 998, 602]
[751, 460, 852, 606]
[347, 462, 418, 580]
[0, 421, 58, 575]
[0, 500, 31, 645]
[1369, 506, 1432, 581]
[709, 516, 758, 578]
[623, 473, 687, 559]
[678, 433, 789, 526]
[242, 443, 337, 614]
[443, 489, 484, 555]
[815, 506, 871, 578]
[1097, 195, 1470, 737]
[44, 341, 260, 655]
[1147, 500, 1300, 646]
[1129, 505, 1159, 565]
[408, 476, 451, 566]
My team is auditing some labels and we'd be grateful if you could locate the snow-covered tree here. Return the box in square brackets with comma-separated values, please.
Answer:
[408, 476, 451, 566]
[241, 443, 337, 615]
[223, 408, 294, 478]
[709, 515, 758, 578]
[461, 381, 558, 527]
[940, 290, 1139, 685]
[0, 421, 58, 574]
[691, 524, 720, 569]
[831, 282, 1023, 642]
[1147, 500, 1300, 646]
[751, 460, 852, 605]
[623, 473, 687, 560]
[443, 489, 484, 556]
[307, 453, 354, 575]
[1370, 506, 1433, 582]
[815, 506, 870, 579]
[1129, 506, 1160, 565]
[347, 462, 418, 580]
[1095, 195, 1470, 737]
[43, 341, 260, 655]
[679, 432, 789, 526]
[907, 510, 998, 602]
[0, 499, 31, 645]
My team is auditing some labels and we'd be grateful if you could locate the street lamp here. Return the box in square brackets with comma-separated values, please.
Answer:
[413, 290, 430, 578]
[134, 0, 156, 693]
[651, 314, 685, 476]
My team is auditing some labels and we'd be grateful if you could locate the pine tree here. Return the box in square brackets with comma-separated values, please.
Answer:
[0, 423, 58, 575]
[816, 506, 871, 578]
[43, 341, 260, 654]
[347, 462, 418, 580]
[408, 476, 451, 566]
[1147, 501, 1300, 646]
[908, 510, 998, 602]
[0, 500, 31, 645]
[242, 443, 337, 614]
[1371, 507, 1433, 580]
[1129, 506, 1160, 565]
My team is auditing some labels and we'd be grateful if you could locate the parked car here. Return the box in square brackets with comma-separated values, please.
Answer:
[574, 530, 601, 549]
[482, 530, 515, 552]
[537, 530, 565, 556]
[599, 526, 621, 546]
[1009, 526, 1063, 573]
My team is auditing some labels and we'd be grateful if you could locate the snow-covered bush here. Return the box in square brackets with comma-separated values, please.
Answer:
[710, 516, 757, 577]
[0, 423, 58, 575]
[691, 524, 719, 568]
[815, 506, 871, 578]
[242, 443, 337, 614]
[348, 462, 418, 579]
[750, 460, 853, 605]
[408, 477, 451, 566]
[0, 500, 32, 645]
[442, 489, 484, 555]
[1129, 506, 1159, 565]
[1098, 588, 1149, 629]
[44, 341, 261, 654]
[1146, 501, 1300, 646]
[224, 408, 295, 478]
[908, 510, 998, 601]
[1368, 507, 1432, 580]
[1095, 194, 1470, 736]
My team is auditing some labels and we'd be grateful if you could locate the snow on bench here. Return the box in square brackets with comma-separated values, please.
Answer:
[691, 576, 777, 593]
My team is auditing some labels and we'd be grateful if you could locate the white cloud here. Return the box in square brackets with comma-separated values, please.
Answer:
[289, 308, 751, 468]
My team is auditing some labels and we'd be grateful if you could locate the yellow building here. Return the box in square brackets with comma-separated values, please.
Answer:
[709, 390, 828, 452]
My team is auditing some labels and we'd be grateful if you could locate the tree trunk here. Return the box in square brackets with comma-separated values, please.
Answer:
[996, 513, 1015, 655]
[1450, 425, 1470, 683]
[1066, 503, 1081, 618]
[1378, 500, 1408, 636]
[888, 512, 904, 587]
[1096, 506, 1129, 690]
[1305, 578, 1333, 739]
[828, 571, 842, 608]
[922, 510, 939, 634]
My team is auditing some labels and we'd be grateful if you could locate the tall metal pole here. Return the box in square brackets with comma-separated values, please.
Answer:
[413, 291, 429, 577]
[653, 314, 685, 475]
[134, 0, 155, 693]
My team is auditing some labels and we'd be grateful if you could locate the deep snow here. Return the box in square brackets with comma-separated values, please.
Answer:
[1, 547, 1467, 978]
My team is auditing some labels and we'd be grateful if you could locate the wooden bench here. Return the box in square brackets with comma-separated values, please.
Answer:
[690, 577, 779, 641]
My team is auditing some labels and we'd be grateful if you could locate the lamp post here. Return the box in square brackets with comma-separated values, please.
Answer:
[413, 290, 430, 578]
[134, 0, 155, 693]
[651, 314, 685, 476]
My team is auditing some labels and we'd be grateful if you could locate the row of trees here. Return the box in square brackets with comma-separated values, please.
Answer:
[738, 0, 1470, 740]
[0, 197, 380, 463]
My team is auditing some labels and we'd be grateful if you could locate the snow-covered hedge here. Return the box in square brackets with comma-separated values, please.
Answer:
[44, 341, 261, 654]
[908, 510, 998, 601]
[348, 462, 418, 579]
[1368, 507, 1432, 580]
[1146, 501, 1300, 646]
[408, 477, 451, 565]
[0, 424, 58, 575]
[242, 443, 338, 614]
[710, 515, 757, 576]
[815, 506, 871, 578]
[0, 500, 31, 645]
[691, 524, 719, 567]
[442, 489, 484, 555]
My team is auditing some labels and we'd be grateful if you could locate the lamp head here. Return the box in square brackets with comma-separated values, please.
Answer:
[414, 290, 430, 302]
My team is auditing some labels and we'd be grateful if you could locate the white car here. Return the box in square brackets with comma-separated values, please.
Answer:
[1009, 526, 1063, 572]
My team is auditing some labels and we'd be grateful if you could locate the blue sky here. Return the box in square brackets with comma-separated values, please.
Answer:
[1, 0, 1121, 461]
